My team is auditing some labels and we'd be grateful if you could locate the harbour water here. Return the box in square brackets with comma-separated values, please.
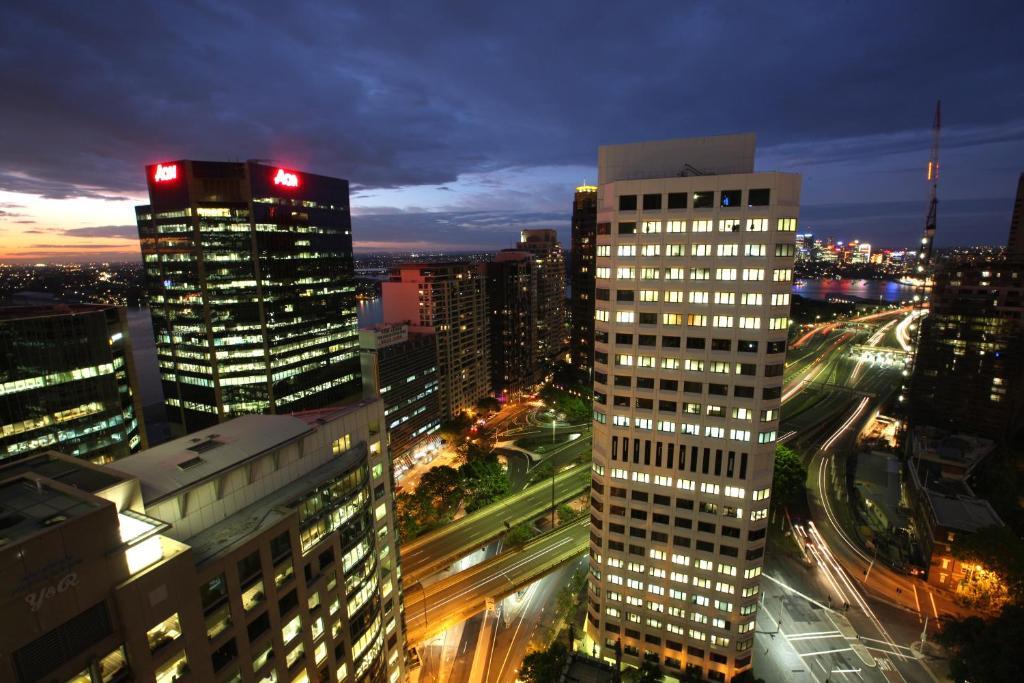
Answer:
[792, 278, 914, 304]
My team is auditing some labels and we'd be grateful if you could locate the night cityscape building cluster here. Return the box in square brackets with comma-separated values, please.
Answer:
[0, 24, 1019, 679]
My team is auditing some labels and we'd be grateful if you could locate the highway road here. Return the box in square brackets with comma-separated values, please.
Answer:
[400, 460, 592, 583]
[754, 312, 949, 683]
[404, 517, 590, 644]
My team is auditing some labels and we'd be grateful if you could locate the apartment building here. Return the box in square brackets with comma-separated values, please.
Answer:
[382, 263, 490, 419]
[359, 322, 442, 467]
[586, 134, 800, 681]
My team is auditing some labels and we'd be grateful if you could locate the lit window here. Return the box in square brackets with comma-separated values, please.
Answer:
[689, 291, 709, 304]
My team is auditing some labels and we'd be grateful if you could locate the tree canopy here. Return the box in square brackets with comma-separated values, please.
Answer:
[772, 444, 808, 510]
[519, 641, 568, 683]
[938, 604, 1024, 682]
[951, 524, 1024, 605]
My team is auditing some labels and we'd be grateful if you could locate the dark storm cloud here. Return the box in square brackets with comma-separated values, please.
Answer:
[0, 0, 1022, 245]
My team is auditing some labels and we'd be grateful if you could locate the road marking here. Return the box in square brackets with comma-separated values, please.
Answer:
[912, 583, 922, 619]
[800, 647, 855, 657]
[928, 589, 939, 619]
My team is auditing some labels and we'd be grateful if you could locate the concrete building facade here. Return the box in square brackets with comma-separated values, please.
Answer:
[586, 134, 799, 681]
[382, 263, 490, 419]
[0, 401, 405, 683]
[359, 322, 442, 467]
[517, 229, 567, 372]
[487, 250, 541, 399]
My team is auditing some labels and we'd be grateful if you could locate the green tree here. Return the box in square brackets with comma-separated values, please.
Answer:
[476, 396, 501, 414]
[557, 504, 577, 525]
[772, 444, 808, 510]
[520, 641, 568, 683]
[459, 457, 510, 512]
[938, 604, 1024, 682]
[951, 525, 1024, 605]
[418, 466, 463, 513]
[505, 522, 536, 546]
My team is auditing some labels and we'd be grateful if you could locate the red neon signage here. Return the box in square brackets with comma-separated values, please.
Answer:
[153, 163, 178, 182]
[273, 168, 299, 188]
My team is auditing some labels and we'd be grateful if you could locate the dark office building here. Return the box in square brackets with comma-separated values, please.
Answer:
[486, 251, 540, 398]
[910, 260, 1024, 442]
[359, 322, 441, 466]
[136, 160, 361, 435]
[516, 229, 566, 372]
[0, 304, 146, 463]
[570, 185, 598, 377]
[1008, 173, 1024, 258]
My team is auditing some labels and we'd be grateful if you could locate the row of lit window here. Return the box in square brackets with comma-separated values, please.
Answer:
[601, 218, 797, 234]
[601, 243, 795, 257]
[596, 267, 793, 281]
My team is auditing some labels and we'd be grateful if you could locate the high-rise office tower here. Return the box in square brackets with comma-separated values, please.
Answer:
[136, 160, 361, 436]
[382, 263, 490, 418]
[571, 185, 599, 377]
[359, 322, 442, 467]
[0, 304, 146, 463]
[586, 134, 800, 681]
[517, 229, 567, 372]
[0, 399, 405, 683]
[487, 250, 540, 398]
[910, 260, 1024, 442]
[1007, 173, 1024, 259]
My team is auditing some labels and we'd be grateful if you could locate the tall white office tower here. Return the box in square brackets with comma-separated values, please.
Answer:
[586, 134, 800, 682]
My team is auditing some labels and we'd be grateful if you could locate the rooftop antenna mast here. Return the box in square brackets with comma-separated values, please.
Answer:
[902, 100, 941, 405]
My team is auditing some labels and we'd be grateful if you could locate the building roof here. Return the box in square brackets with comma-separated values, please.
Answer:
[0, 303, 116, 321]
[599, 133, 757, 182]
[926, 491, 1003, 533]
[184, 450, 363, 564]
[108, 414, 313, 504]
[0, 477, 103, 546]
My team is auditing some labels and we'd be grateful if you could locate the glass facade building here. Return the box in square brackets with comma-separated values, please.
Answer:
[0, 304, 145, 464]
[136, 160, 361, 435]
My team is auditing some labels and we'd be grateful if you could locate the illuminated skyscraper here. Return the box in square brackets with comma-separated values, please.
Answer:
[487, 250, 540, 398]
[516, 229, 567, 371]
[0, 304, 146, 463]
[571, 185, 599, 376]
[587, 134, 799, 681]
[136, 161, 361, 435]
[382, 263, 490, 418]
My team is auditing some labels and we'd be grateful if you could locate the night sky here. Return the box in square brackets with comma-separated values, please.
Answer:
[1, 1, 1022, 261]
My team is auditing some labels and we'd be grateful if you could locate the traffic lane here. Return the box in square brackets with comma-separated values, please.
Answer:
[399, 465, 590, 579]
[405, 520, 589, 642]
[401, 461, 590, 556]
[484, 559, 583, 683]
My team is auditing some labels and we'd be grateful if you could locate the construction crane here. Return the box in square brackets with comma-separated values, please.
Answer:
[901, 100, 941, 405]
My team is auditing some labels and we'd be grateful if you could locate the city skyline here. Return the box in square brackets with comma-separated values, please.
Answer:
[2, 2, 1024, 262]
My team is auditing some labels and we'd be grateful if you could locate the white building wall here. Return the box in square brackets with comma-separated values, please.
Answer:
[587, 143, 799, 681]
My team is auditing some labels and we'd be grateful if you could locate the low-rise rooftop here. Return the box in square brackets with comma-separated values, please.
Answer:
[108, 414, 313, 504]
